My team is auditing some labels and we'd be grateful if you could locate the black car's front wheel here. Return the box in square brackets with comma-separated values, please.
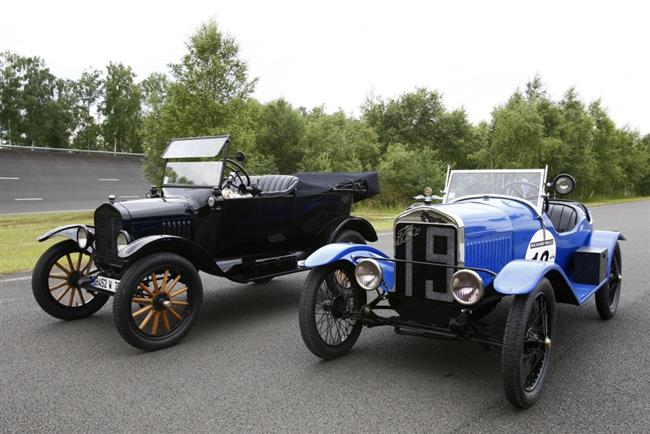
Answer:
[502, 278, 556, 408]
[298, 262, 367, 360]
[32, 240, 109, 320]
[112, 253, 203, 351]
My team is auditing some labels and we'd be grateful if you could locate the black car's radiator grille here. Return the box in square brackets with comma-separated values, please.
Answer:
[94, 205, 123, 259]
[394, 222, 457, 302]
[161, 219, 191, 238]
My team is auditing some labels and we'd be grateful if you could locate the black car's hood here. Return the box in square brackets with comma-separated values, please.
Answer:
[115, 188, 211, 220]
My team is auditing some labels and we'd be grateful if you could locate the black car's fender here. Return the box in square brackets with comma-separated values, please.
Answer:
[38, 224, 93, 243]
[117, 235, 225, 276]
[324, 216, 378, 243]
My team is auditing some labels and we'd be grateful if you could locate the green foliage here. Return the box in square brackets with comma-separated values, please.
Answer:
[299, 109, 379, 173]
[2, 30, 649, 204]
[378, 143, 447, 205]
[102, 62, 142, 153]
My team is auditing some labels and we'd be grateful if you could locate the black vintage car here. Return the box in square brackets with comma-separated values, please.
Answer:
[32, 135, 379, 350]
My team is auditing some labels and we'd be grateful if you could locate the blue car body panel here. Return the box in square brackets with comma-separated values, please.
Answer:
[305, 195, 622, 306]
[305, 243, 395, 291]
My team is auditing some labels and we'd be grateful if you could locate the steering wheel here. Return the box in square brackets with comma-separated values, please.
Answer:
[501, 180, 539, 201]
[223, 158, 251, 192]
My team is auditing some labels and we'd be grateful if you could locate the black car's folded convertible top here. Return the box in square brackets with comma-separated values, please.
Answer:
[295, 172, 380, 202]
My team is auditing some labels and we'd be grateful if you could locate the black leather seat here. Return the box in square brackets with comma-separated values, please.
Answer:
[546, 202, 579, 233]
[249, 175, 298, 197]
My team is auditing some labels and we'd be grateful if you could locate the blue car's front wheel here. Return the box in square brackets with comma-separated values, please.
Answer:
[298, 262, 367, 360]
[502, 278, 556, 408]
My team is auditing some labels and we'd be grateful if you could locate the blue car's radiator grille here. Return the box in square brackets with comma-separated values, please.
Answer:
[464, 235, 512, 274]
[161, 219, 191, 238]
[394, 222, 456, 302]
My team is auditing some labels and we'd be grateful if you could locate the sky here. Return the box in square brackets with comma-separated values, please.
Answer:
[2, 0, 649, 134]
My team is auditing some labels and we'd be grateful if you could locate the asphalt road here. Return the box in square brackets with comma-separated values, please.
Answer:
[0, 148, 148, 214]
[1, 201, 649, 433]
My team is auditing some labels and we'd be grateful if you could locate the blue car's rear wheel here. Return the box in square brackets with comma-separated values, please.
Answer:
[595, 243, 622, 320]
[502, 278, 556, 408]
[298, 262, 367, 360]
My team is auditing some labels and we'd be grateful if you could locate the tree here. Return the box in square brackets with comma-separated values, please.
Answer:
[102, 62, 142, 152]
[300, 110, 379, 173]
[255, 99, 304, 173]
[142, 20, 258, 183]
[70, 69, 104, 150]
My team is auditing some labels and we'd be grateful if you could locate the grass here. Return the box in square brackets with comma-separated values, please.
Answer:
[1, 195, 647, 275]
[0, 211, 92, 275]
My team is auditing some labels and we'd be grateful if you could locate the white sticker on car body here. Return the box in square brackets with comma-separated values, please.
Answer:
[525, 229, 556, 262]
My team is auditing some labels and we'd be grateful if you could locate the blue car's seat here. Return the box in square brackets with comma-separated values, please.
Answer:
[249, 175, 298, 197]
[546, 202, 580, 233]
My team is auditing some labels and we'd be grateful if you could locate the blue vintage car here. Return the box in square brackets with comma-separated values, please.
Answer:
[297, 168, 624, 408]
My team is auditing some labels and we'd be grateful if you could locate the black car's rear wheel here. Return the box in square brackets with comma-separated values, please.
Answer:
[32, 240, 108, 320]
[502, 278, 556, 408]
[595, 243, 622, 320]
[112, 253, 203, 351]
[299, 262, 367, 360]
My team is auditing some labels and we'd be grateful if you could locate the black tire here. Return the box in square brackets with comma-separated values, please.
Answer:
[112, 253, 203, 350]
[298, 262, 367, 360]
[595, 243, 622, 320]
[32, 240, 109, 320]
[502, 278, 556, 408]
[333, 229, 366, 244]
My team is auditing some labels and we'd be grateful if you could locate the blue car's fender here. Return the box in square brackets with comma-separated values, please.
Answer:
[494, 230, 623, 305]
[38, 224, 93, 243]
[493, 260, 579, 305]
[305, 243, 395, 291]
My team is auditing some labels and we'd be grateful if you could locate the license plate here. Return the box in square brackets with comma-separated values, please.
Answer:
[92, 275, 120, 293]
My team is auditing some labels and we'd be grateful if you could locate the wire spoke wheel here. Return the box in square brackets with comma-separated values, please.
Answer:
[596, 242, 622, 320]
[299, 263, 367, 360]
[129, 268, 190, 337]
[522, 293, 550, 392]
[502, 278, 556, 408]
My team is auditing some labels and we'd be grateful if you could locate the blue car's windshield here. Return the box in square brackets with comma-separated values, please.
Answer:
[444, 169, 546, 210]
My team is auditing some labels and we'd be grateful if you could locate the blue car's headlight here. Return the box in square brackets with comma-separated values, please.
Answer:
[450, 269, 484, 305]
[355, 258, 382, 291]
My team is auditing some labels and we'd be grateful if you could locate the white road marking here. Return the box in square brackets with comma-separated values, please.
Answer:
[14, 197, 43, 201]
[98, 178, 120, 182]
[378, 232, 393, 237]
[0, 275, 31, 283]
[119, 195, 139, 198]
[0, 176, 20, 180]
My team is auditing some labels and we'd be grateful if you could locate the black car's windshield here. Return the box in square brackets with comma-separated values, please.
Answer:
[163, 161, 223, 187]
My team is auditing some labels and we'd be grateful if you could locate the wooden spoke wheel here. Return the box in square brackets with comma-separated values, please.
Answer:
[112, 253, 203, 351]
[32, 240, 109, 320]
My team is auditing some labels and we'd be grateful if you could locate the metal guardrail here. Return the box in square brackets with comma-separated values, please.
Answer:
[0, 143, 145, 157]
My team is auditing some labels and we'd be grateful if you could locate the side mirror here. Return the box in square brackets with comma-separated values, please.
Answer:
[234, 151, 245, 162]
[552, 174, 576, 196]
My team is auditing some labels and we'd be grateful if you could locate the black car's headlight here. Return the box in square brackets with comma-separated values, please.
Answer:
[354, 258, 383, 291]
[450, 269, 484, 305]
[116, 230, 130, 250]
[76, 226, 88, 249]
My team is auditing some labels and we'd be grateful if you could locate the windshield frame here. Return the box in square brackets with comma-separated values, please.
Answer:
[160, 136, 231, 190]
[442, 167, 548, 213]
